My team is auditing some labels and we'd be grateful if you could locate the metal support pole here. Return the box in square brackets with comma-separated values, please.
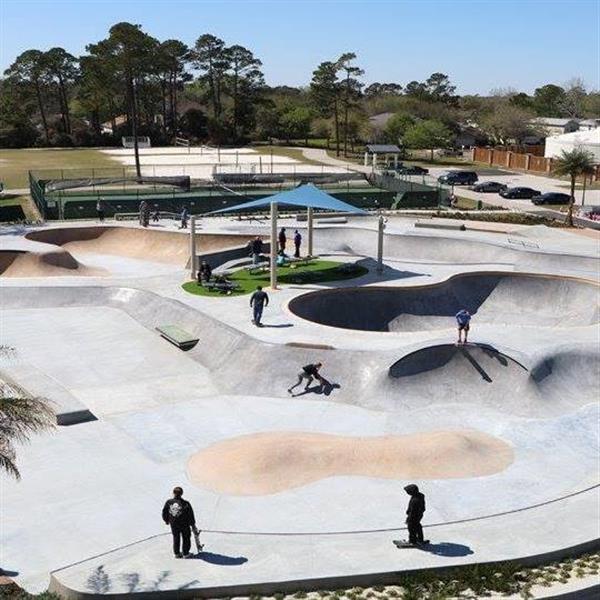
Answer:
[190, 216, 197, 279]
[270, 201, 278, 290]
[307, 207, 314, 257]
[377, 215, 385, 274]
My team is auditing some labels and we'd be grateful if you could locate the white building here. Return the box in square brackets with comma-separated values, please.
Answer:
[529, 117, 580, 136]
[544, 128, 600, 163]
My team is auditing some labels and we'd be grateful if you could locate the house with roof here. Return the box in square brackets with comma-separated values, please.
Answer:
[529, 117, 580, 136]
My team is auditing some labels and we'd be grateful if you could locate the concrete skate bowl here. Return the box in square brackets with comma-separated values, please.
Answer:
[288, 272, 600, 332]
[312, 226, 600, 273]
[0, 249, 106, 278]
[387, 343, 600, 417]
[25, 226, 256, 266]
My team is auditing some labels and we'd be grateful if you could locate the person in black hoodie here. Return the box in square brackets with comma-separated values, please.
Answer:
[162, 486, 196, 558]
[404, 484, 428, 545]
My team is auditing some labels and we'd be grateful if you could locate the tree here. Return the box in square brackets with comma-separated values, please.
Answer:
[337, 53, 364, 155]
[227, 44, 264, 141]
[533, 84, 565, 116]
[44, 47, 78, 135]
[87, 22, 158, 177]
[424, 72, 456, 104]
[383, 112, 415, 144]
[510, 92, 533, 110]
[157, 40, 191, 137]
[0, 396, 55, 479]
[403, 119, 452, 161]
[552, 148, 596, 225]
[4, 50, 51, 144]
[279, 106, 313, 143]
[364, 82, 402, 98]
[311, 61, 341, 155]
[192, 34, 230, 124]
[404, 80, 428, 100]
[179, 107, 208, 139]
[561, 78, 586, 118]
[480, 102, 536, 145]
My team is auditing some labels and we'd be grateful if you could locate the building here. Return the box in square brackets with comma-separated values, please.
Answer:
[578, 118, 600, 130]
[529, 117, 580, 136]
[544, 128, 600, 163]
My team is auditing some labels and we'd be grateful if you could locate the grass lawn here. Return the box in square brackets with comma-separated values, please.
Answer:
[0, 193, 40, 221]
[0, 148, 121, 189]
[182, 259, 368, 297]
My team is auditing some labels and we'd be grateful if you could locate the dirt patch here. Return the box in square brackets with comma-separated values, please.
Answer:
[187, 429, 514, 495]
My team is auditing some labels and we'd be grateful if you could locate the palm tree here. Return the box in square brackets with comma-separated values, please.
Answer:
[552, 148, 596, 226]
[0, 396, 55, 479]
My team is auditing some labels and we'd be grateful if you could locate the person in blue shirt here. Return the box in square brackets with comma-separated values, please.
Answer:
[455, 309, 471, 344]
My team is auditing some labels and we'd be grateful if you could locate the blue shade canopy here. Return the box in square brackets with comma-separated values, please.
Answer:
[210, 183, 367, 214]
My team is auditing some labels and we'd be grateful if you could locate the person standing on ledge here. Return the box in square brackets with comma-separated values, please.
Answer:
[250, 285, 269, 326]
[293, 229, 302, 258]
[278, 227, 287, 253]
[96, 199, 105, 223]
[180, 206, 189, 229]
[162, 487, 197, 558]
[455, 309, 471, 344]
[404, 484, 428, 545]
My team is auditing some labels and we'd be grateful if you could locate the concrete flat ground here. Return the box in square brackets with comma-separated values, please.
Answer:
[0, 220, 598, 598]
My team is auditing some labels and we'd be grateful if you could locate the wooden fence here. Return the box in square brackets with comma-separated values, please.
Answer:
[473, 147, 600, 181]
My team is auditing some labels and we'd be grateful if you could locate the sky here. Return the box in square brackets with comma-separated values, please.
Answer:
[0, 0, 598, 95]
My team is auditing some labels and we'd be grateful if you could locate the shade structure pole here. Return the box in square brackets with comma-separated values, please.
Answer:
[270, 201, 278, 289]
[190, 215, 197, 279]
[307, 207, 314, 257]
[377, 214, 385, 274]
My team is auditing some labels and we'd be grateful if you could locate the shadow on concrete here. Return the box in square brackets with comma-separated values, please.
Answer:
[421, 542, 474, 557]
[0, 569, 19, 577]
[86, 566, 184, 594]
[292, 382, 341, 398]
[195, 551, 248, 566]
[259, 323, 294, 328]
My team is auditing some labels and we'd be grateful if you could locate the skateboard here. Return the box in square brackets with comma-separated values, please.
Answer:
[393, 539, 430, 549]
[193, 527, 204, 553]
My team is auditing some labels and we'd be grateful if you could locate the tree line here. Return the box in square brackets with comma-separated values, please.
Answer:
[1, 21, 599, 153]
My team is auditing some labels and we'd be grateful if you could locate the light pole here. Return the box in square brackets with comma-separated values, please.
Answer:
[377, 214, 386, 274]
[270, 201, 278, 289]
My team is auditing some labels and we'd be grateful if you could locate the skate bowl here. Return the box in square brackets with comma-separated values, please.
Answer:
[25, 226, 256, 266]
[0, 249, 106, 277]
[288, 272, 600, 331]
[386, 343, 600, 417]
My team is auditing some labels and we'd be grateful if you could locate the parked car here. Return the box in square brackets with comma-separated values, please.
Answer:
[499, 187, 542, 199]
[398, 165, 429, 175]
[437, 171, 479, 185]
[531, 192, 572, 205]
[473, 181, 507, 193]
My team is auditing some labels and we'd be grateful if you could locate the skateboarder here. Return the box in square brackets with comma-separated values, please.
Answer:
[278, 227, 287, 253]
[455, 309, 471, 344]
[404, 484, 428, 545]
[162, 486, 197, 558]
[180, 207, 189, 229]
[250, 285, 269, 326]
[288, 362, 325, 394]
[251, 236, 264, 266]
[293, 230, 302, 258]
[197, 261, 212, 285]
[96, 199, 105, 223]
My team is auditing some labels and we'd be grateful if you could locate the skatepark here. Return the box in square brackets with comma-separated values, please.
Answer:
[1, 214, 599, 598]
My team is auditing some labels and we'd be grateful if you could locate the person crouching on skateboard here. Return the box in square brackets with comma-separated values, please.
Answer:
[455, 309, 471, 345]
[404, 484, 428, 545]
[288, 362, 324, 394]
[162, 486, 196, 558]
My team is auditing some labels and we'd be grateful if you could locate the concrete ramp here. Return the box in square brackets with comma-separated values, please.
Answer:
[25, 226, 255, 266]
[0, 249, 106, 277]
[386, 343, 599, 417]
[288, 272, 599, 332]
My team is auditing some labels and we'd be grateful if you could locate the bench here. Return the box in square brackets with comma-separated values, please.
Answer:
[155, 325, 199, 350]
[203, 280, 241, 294]
[244, 260, 270, 273]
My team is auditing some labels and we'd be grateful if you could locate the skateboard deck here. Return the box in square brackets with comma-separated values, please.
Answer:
[393, 539, 430, 549]
[193, 528, 204, 553]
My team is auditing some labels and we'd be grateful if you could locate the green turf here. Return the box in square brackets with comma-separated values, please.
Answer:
[181, 259, 368, 297]
[0, 148, 121, 189]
